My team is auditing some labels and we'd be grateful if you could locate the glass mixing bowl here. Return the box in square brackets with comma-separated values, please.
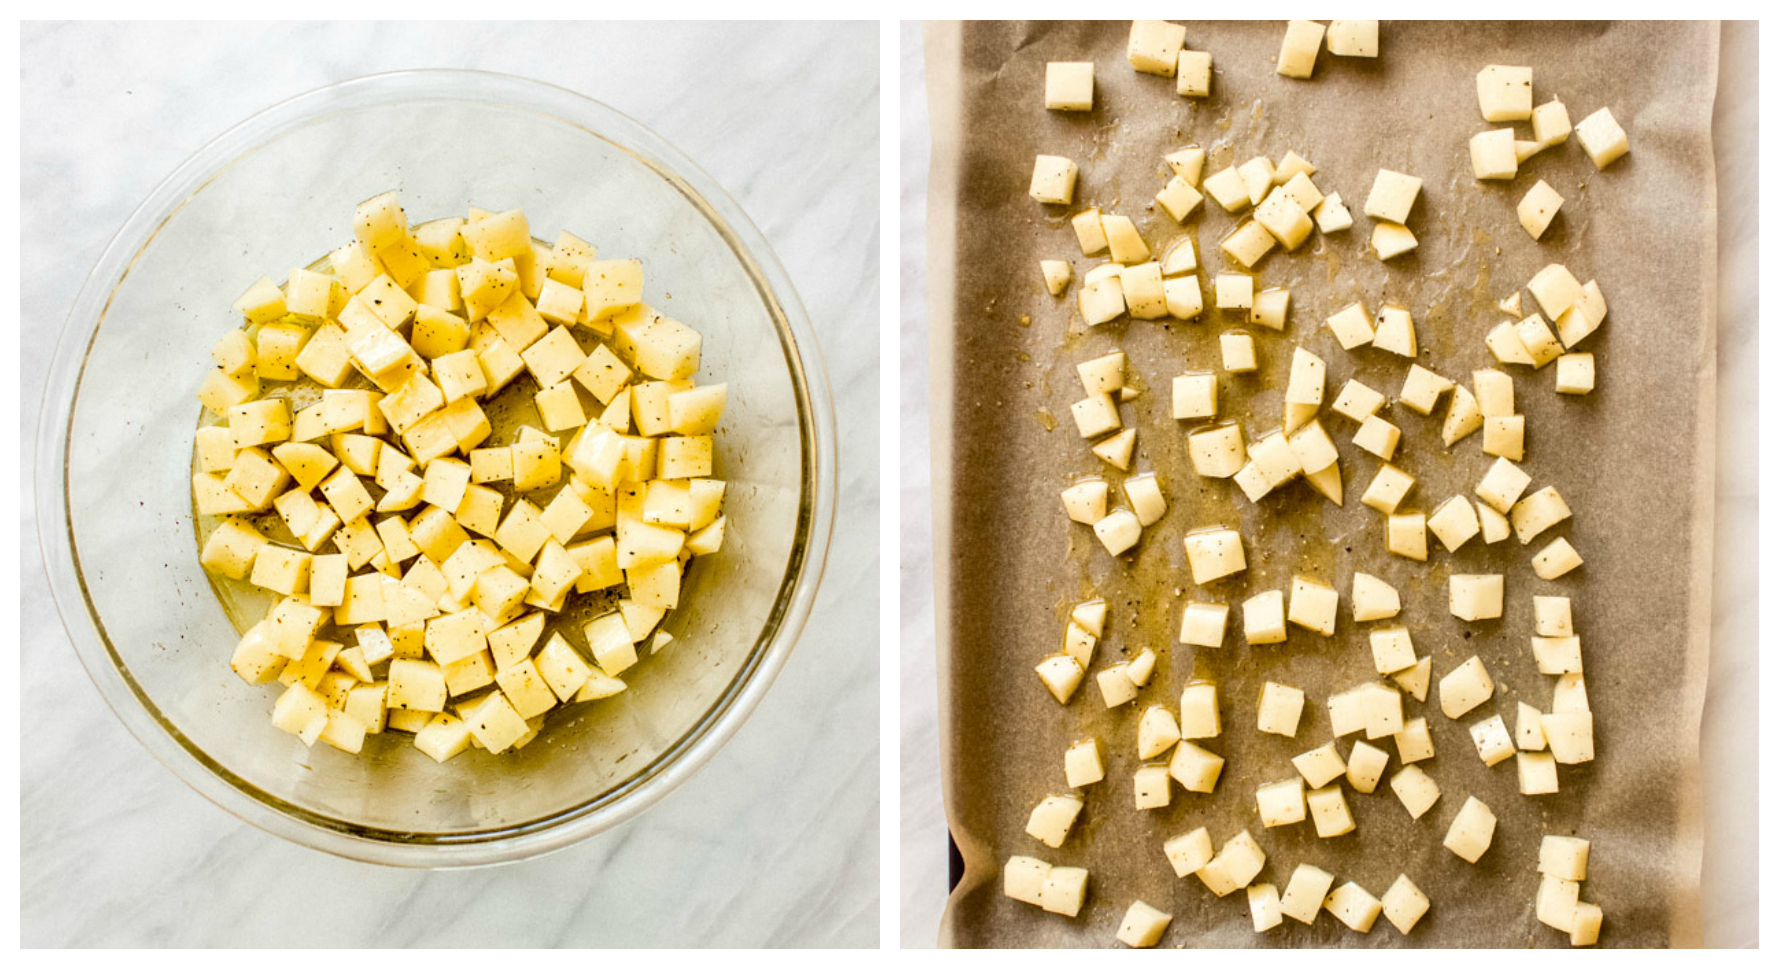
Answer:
[35, 69, 836, 867]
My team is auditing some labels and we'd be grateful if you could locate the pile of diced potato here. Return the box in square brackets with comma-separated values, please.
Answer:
[193, 190, 727, 762]
[1004, 20, 1627, 947]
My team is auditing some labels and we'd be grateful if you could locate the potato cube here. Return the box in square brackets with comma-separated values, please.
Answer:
[1533, 537, 1584, 579]
[1176, 50, 1212, 97]
[1134, 764, 1172, 810]
[270, 681, 330, 746]
[1439, 655, 1494, 719]
[1255, 190, 1313, 250]
[1313, 192, 1354, 233]
[1177, 680, 1219, 739]
[1576, 107, 1629, 169]
[1351, 572, 1400, 621]
[1220, 333, 1258, 373]
[1214, 273, 1254, 310]
[1483, 414, 1525, 461]
[1257, 681, 1304, 736]
[1092, 508, 1142, 556]
[1518, 751, 1560, 795]
[1443, 796, 1496, 863]
[1171, 373, 1217, 420]
[1540, 835, 1591, 881]
[1390, 765, 1441, 819]
[1281, 864, 1334, 924]
[1470, 714, 1515, 766]
[1249, 287, 1289, 331]
[1360, 465, 1416, 514]
[581, 259, 643, 325]
[1116, 901, 1172, 948]
[1324, 302, 1374, 350]
[1381, 875, 1429, 934]
[1346, 740, 1390, 794]
[1449, 574, 1504, 622]
[1155, 175, 1203, 222]
[1044, 61, 1093, 111]
[1036, 655, 1084, 704]
[1370, 223, 1418, 260]
[1292, 742, 1346, 789]
[1127, 19, 1186, 75]
[1257, 777, 1306, 827]
[1203, 166, 1250, 213]
[1476, 64, 1533, 121]
[1039, 866, 1089, 917]
[1543, 710, 1595, 763]
[1287, 575, 1337, 635]
[1064, 738, 1104, 787]
[1428, 496, 1481, 552]
[1184, 527, 1245, 584]
[1220, 221, 1275, 269]
[1373, 305, 1417, 357]
[1070, 208, 1108, 255]
[1469, 128, 1519, 180]
[1326, 882, 1382, 933]
[1076, 275, 1125, 325]
[1248, 883, 1283, 933]
[1555, 352, 1595, 394]
[1364, 169, 1422, 223]
[1326, 20, 1378, 56]
[1059, 480, 1108, 524]
[1519, 179, 1565, 240]
[1197, 830, 1266, 897]
[1003, 856, 1051, 906]
[1276, 20, 1325, 79]
[1187, 425, 1246, 478]
[1529, 263, 1584, 319]
[1163, 827, 1214, 877]
[1386, 512, 1427, 562]
[1179, 601, 1229, 647]
[1475, 456, 1532, 513]
[1398, 364, 1452, 416]
[1029, 154, 1079, 205]
[1369, 626, 1416, 675]
[1243, 590, 1287, 645]
[386, 658, 447, 712]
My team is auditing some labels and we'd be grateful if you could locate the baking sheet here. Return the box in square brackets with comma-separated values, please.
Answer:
[928, 20, 1717, 948]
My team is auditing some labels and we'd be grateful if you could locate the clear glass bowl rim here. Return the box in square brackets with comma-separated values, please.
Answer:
[33, 68, 838, 868]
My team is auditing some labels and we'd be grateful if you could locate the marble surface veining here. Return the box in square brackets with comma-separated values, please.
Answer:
[897, 22, 1758, 948]
[21, 21, 880, 948]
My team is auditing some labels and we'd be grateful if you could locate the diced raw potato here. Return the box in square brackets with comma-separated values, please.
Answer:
[1370, 222, 1418, 260]
[1556, 353, 1595, 394]
[1246, 288, 1288, 332]
[1238, 157, 1277, 205]
[1553, 672, 1590, 713]
[1287, 421, 1338, 475]
[1165, 148, 1207, 186]
[1369, 626, 1416, 675]
[1197, 830, 1266, 897]
[1326, 882, 1382, 933]
[1394, 716, 1434, 764]
[1326, 20, 1378, 56]
[1519, 751, 1560, 795]
[1517, 701, 1549, 750]
[1541, 835, 1591, 881]
[1126, 647, 1157, 686]
[1077, 275, 1125, 325]
[1134, 764, 1172, 810]
[1093, 508, 1143, 556]
[1475, 456, 1532, 513]
[1386, 512, 1427, 562]
[1533, 537, 1584, 579]
[1313, 192, 1354, 233]
[1045, 61, 1094, 111]
[1543, 710, 1595, 763]
[1162, 276, 1203, 321]
[1256, 681, 1305, 736]
[1571, 903, 1604, 946]
[1202, 167, 1249, 214]
[1128, 19, 1186, 75]
[1529, 263, 1584, 319]
[1164, 827, 1214, 877]
[1069, 393, 1120, 439]
[1287, 574, 1338, 635]
[1393, 658, 1432, 705]
[1029, 154, 1079, 205]
[1220, 333, 1258, 373]
[1364, 169, 1422, 223]
[1487, 321, 1534, 366]
[1179, 680, 1220, 738]
[1477, 64, 1533, 121]
[1071, 598, 1107, 637]
[1064, 738, 1105, 788]
[1179, 601, 1230, 647]
[1349, 572, 1399, 622]
[1575, 107, 1629, 169]
[1122, 262, 1167, 319]
[1060, 479, 1109, 524]
[1346, 740, 1390, 793]
[1243, 590, 1287, 645]
[1040, 260, 1072, 296]
[1276, 20, 1326, 79]
[1398, 364, 1452, 416]
[1003, 856, 1051, 906]
[1511, 486, 1571, 545]
[1325, 302, 1375, 350]
[1102, 215, 1150, 264]
[1036, 654, 1085, 704]
[1062, 622, 1096, 668]
[1372, 305, 1417, 357]
[1470, 714, 1515, 766]
[1026, 795, 1084, 848]
[1097, 665, 1140, 708]
[1256, 777, 1306, 827]
[1476, 499, 1510, 543]
[1156, 175, 1204, 223]
[1469, 128, 1519, 180]
[1439, 656, 1494, 718]
[1278, 169, 1322, 209]
[1175, 49, 1213, 97]
[1427, 496, 1481, 552]
[1117, 900, 1173, 948]
[1137, 705, 1182, 759]
[1168, 740, 1225, 793]
[1221, 220, 1275, 269]
[1437, 796, 1494, 856]
[1390, 765, 1440, 819]
[1537, 875, 1580, 935]
[1184, 527, 1245, 583]
[1442, 385, 1484, 446]
[1381, 875, 1430, 934]
[1531, 98, 1572, 147]
[1255, 190, 1313, 250]
[1519, 180, 1565, 240]
[1248, 883, 1283, 933]
[1293, 742, 1346, 789]
[1281, 864, 1335, 924]
[1517, 315, 1564, 368]
[1172, 373, 1218, 420]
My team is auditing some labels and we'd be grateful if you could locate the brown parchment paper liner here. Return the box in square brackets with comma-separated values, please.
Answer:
[928, 21, 1717, 948]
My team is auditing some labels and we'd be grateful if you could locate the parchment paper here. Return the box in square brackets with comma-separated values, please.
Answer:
[928, 21, 1717, 948]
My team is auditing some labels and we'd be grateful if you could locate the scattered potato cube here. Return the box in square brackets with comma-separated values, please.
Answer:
[1533, 537, 1584, 579]
[1439, 656, 1495, 718]
[1575, 107, 1629, 169]
[1133, 764, 1172, 810]
[1025, 794, 1084, 848]
[1370, 222, 1418, 260]
[1276, 20, 1326, 79]
[1281, 864, 1335, 924]
[1065, 738, 1104, 787]
[1477, 64, 1533, 121]
[1326, 20, 1378, 56]
[1128, 20, 1186, 76]
[1163, 827, 1214, 877]
[1390, 765, 1441, 819]
[1116, 900, 1172, 948]
[1556, 353, 1595, 394]
[1044, 61, 1094, 111]
[1364, 169, 1422, 223]
[1248, 883, 1283, 933]
[1176, 50, 1212, 97]
[1256, 777, 1306, 827]
[1243, 589, 1287, 645]
[1519, 180, 1565, 240]
[1029, 154, 1079, 205]
[1444, 796, 1497, 863]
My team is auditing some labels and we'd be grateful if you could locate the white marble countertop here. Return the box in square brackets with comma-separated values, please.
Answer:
[22, 21, 879, 948]
[898, 21, 1758, 948]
